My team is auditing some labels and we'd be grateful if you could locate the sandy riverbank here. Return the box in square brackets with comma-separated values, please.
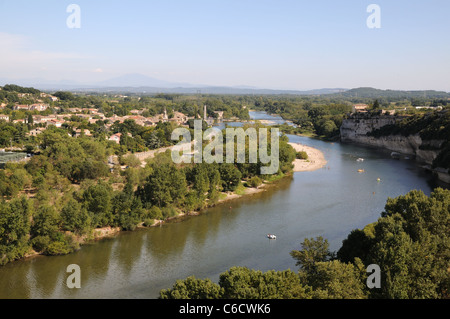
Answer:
[216, 184, 267, 204]
[288, 142, 327, 172]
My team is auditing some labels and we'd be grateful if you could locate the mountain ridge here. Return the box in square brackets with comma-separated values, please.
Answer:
[1, 74, 448, 96]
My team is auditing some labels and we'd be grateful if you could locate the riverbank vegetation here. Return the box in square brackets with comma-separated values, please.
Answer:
[1, 85, 295, 265]
[0, 121, 296, 265]
[160, 188, 450, 299]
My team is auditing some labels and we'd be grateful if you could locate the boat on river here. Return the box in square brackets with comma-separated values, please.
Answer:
[356, 158, 364, 162]
[267, 234, 277, 239]
[391, 152, 401, 159]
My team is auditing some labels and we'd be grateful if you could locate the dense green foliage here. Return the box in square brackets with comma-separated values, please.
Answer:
[367, 111, 450, 140]
[338, 188, 449, 299]
[0, 89, 296, 265]
[252, 96, 351, 139]
[159, 188, 450, 299]
[296, 151, 308, 160]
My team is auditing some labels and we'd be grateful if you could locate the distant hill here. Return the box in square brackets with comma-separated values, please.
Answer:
[1, 74, 448, 97]
[0, 73, 347, 95]
[94, 73, 201, 88]
[71, 86, 348, 95]
[332, 87, 450, 99]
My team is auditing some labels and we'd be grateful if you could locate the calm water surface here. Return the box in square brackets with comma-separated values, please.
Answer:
[0, 112, 443, 299]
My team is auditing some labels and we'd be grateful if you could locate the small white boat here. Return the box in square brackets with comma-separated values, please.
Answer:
[391, 152, 401, 159]
[267, 234, 277, 240]
[356, 158, 364, 162]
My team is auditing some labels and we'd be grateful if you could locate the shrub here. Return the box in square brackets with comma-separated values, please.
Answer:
[143, 219, 155, 227]
[147, 206, 163, 220]
[30, 235, 51, 253]
[248, 176, 262, 188]
[296, 151, 308, 160]
[46, 241, 72, 256]
[161, 206, 178, 219]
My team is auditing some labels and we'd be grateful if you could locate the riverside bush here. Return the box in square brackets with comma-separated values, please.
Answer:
[296, 151, 308, 160]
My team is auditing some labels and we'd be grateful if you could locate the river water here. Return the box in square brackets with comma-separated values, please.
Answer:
[0, 112, 443, 299]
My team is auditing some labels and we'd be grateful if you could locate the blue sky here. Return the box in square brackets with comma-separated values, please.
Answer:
[0, 0, 449, 91]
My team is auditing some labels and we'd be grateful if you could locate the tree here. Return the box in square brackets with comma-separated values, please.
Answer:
[306, 260, 367, 299]
[30, 205, 76, 255]
[53, 91, 75, 101]
[112, 191, 144, 231]
[321, 120, 338, 137]
[61, 198, 92, 235]
[191, 164, 210, 198]
[337, 188, 450, 299]
[290, 236, 334, 273]
[81, 181, 114, 228]
[219, 267, 310, 299]
[219, 163, 242, 192]
[146, 132, 162, 149]
[337, 225, 375, 264]
[31, 205, 61, 239]
[120, 154, 142, 168]
[71, 158, 110, 182]
[0, 197, 32, 265]
[159, 267, 311, 299]
[372, 99, 381, 109]
[160, 276, 223, 299]
[138, 161, 187, 208]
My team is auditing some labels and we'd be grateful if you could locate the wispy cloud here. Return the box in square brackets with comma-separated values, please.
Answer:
[0, 32, 89, 78]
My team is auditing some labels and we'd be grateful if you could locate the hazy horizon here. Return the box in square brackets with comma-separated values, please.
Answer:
[1, 0, 449, 92]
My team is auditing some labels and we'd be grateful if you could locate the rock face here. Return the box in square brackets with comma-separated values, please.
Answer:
[340, 114, 449, 183]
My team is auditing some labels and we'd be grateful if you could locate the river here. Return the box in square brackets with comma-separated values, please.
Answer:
[0, 111, 443, 299]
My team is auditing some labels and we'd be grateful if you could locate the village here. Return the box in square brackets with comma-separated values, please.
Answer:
[0, 94, 226, 146]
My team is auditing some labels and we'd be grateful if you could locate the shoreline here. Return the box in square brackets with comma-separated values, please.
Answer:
[6, 143, 325, 266]
[145, 179, 277, 226]
[288, 142, 327, 172]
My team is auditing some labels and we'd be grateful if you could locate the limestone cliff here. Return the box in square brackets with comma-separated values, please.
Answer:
[340, 113, 449, 184]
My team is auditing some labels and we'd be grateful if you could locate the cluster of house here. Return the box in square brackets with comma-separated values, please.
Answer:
[352, 104, 396, 115]
[118, 108, 189, 127]
[13, 103, 50, 112]
[106, 109, 192, 144]
[0, 106, 195, 145]
[0, 98, 230, 144]
[16, 92, 59, 102]
[352, 103, 443, 115]
[352, 104, 370, 113]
